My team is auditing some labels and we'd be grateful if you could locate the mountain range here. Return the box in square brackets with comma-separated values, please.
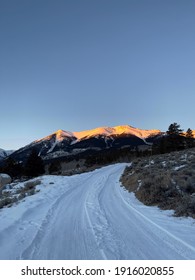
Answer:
[0, 149, 14, 161]
[5, 125, 162, 163]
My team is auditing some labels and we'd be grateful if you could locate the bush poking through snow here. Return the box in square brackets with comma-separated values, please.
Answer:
[0, 179, 41, 209]
[16, 179, 41, 198]
[0, 196, 17, 208]
[23, 179, 41, 190]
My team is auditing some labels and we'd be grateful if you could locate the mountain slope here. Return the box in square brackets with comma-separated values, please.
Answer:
[0, 163, 195, 260]
[0, 149, 14, 161]
[10, 125, 162, 162]
[74, 125, 161, 140]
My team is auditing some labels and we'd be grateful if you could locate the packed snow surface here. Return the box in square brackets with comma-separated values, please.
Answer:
[0, 163, 195, 260]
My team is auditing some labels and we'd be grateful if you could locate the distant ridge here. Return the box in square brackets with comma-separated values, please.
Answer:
[0, 148, 14, 161]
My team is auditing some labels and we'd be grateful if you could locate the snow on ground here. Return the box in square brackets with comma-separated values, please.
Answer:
[0, 163, 195, 260]
[173, 164, 186, 171]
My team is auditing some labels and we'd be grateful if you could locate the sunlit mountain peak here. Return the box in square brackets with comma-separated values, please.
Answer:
[55, 129, 74, 141]
[33, 125, 161, 145]
[34, 129, 74, 144]
[73, 127, 114, 140]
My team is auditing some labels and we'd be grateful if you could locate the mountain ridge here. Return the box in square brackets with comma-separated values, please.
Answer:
[33, 125, 161, 144]
[6, 124, 162, 163]
[0, 149, 14, 161]
[3, 124, 195, 164]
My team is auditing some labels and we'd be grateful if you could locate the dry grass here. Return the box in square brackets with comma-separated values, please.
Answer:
[121, 147, 195, 219]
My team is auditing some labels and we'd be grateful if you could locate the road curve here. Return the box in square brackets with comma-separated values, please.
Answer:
[0, 164, 195, 259]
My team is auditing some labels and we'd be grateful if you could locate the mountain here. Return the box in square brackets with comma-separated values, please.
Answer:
[9, 125, 162, 163]
[0, 149, 14, 161]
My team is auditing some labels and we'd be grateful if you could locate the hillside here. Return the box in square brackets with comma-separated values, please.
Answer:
[121, 148, 195, 218]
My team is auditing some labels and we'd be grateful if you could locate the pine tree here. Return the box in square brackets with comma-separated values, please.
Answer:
[159, 136, 168, 154]
[167, 122, 183, 135]
[186, 128, 193, 138]
[186, 128, 194, 148]
[24, 149, 45, 177]
[166, 122, 184, 151]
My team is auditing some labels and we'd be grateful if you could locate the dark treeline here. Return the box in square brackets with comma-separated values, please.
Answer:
[0, 149, 44, 179]
[152, 122, 195, 154]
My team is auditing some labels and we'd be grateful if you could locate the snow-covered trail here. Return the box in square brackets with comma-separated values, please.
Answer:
[0, 163, 195, 260]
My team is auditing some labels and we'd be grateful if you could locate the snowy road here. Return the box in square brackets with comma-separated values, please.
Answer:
[0, 163, 195, 259]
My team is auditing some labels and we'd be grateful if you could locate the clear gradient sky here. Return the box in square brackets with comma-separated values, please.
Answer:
[1, 0, 195, 150]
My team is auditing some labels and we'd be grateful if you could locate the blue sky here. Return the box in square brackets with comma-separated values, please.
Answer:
[0, 0, 195, 150]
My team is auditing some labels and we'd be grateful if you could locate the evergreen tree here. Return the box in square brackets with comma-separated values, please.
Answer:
[186, 128, 194, 148]
[167, 122, 183, 135]
[186, 128, 193, 138]
[24, 149, 45, 177]
[159, 136, 168, 154]
[166, 122, 185, 151]
[2, 157, 23, 178]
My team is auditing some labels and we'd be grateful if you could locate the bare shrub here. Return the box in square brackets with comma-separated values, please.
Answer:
[14, 179, 41, 201]
[184, 178, 195, 194]
[140, 169, 151, 177]
[18, 179, 41, 197]
[176, 177, 188, 190]
[136, 173, 175, 206]
[120, 147, 195, 218]
[17, 192, 26, 200]
[175, 174, 195, 194]
[190, 163, 195, 169]
[189, 198, 195, 219]
[182, 168, 195, 177]
[152, 157, 161, 164]
[0, 179, 42, 209]
[24, 179, 41, 190]
[175, 195, 195, 218]
[0, 196, 17, 208]
[121, 172, 139, 192]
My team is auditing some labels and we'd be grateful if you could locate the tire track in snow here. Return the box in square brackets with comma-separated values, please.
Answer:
[84, 165, 127, 260]
[84, 171, 115, 260]
[20, 185, 76, 259]
[117, 186, 195, 259]
[21, 173, 104, 259]
[84, 197, 107, 260]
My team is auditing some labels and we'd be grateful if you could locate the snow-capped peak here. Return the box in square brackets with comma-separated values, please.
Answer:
[73, 125, 161, 141]
[73, 127, 114, 140]
[55, 129, 74, 141]
[112, 125, 161, 139]
[32, 125, 161, 144]
[33, 129, 75, 144]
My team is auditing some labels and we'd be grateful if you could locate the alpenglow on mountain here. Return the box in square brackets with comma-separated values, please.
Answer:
[9, 125, 162, 162]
